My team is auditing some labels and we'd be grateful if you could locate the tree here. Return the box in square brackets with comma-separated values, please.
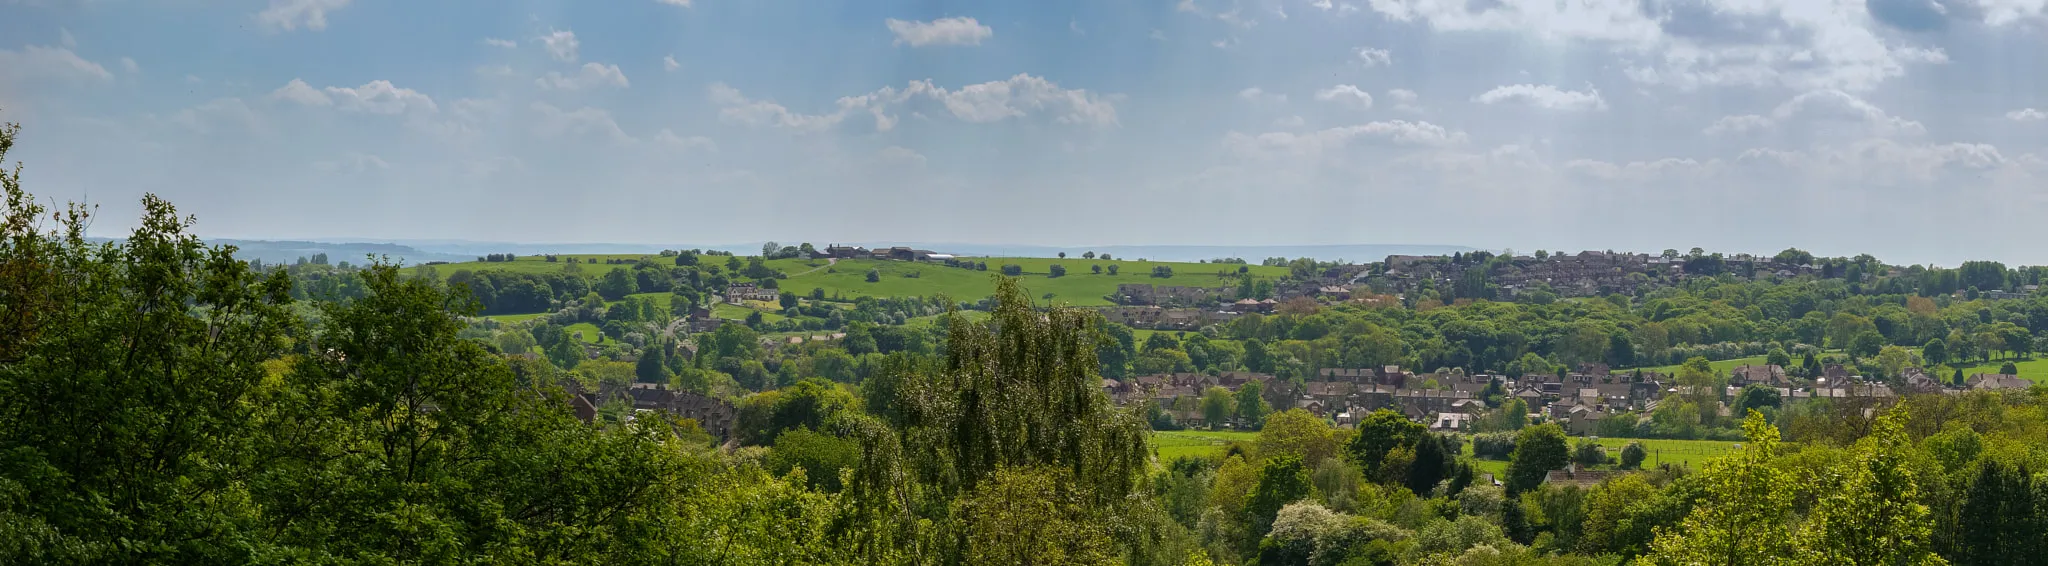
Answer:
[1083, 251, 1095, 259]
[955, 467, 1117, 566]
[2000, 361, 2019, 375]
[1406, 434, 1453, 496]
[1107, 264, 1120, 275]
[635, 343, 669, 383]
[1347, 409, 1424, 474]
[779, 290, 798, 309]
[1090, 264, 1102, 274]
[1057, 252, 1067, 259]
[1151, 265, 1173, 278]
[1922, 338, 1948, 366]
[1643, 412, 1796, 565]
[1850, 331, 1885, 359]
[1235, 380, 1269, 429]
[1049, 264, 1067, 278]
[1504, 424, 1569, 494]
[1245, 456, 1314, 541]
[1200, 386, 1234, 430]
[1792, 407, 1942, 565]
[1001, 264, 1023, 276]
[761, 241, 780, 257]
[1766, 347, 1791, 368]
[1619, 442, 1647, 469]
[865, 269, 880, 283]
[1257, 409, 1340, 467]
[595, 267, 638, 300]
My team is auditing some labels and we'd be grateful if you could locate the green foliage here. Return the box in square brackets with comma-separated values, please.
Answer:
[1643, 412, 1796, 565]
[1506, 424, 1570, 494]
[1247, 456, 1315, 541]
[1348, 410, 1425, 474]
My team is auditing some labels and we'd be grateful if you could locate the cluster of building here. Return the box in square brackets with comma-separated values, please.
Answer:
[817, 245, 956, 262]
[1103, 359, 2036, 436]
[1375, 251, 1828, 299]
[565, 382, 738, 443]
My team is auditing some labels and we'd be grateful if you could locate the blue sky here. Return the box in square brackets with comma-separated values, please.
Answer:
[2, 0, 2046, 265]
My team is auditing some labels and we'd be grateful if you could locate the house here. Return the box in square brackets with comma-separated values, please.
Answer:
[1430, 412, 1472, 432]
[1566, 406, 1608, 436]
[1730, 364, 1789, 387]
[1900, 368, 1943, 393]
[1967, 373, 2030, 391]
[724, 282, 779, 304]
[825, 244, 869, 259]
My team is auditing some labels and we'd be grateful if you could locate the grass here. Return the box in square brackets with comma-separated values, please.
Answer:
[564, 322, 606, 344]
[1150, 430, 1259, 463]
[764, 258, 1287, 307]
[1460, 436, 1742, 475]
[480, 312, 548, 324]
[1626, 355, 1773, 376]
[408, 255, 1289, 315]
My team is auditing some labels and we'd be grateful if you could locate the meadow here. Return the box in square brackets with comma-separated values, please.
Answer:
[766, 258, 1283, 307]
[1150, 430, 1259, 463]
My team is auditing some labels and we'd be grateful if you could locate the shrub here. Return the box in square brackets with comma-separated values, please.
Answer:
[1001, 264, 1023, 276]
[1619, 442, 1646, 469]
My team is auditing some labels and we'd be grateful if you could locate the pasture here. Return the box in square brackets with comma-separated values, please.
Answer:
[1150, 430, 1258, 463]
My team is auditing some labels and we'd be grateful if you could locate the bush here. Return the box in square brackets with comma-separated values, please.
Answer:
[1049, 264, 1066, 278]
[1151, 265, 1174, 278]
[1619, 442, 1647, 469]
[1472, 432, 1516, 460]
[1107, 265, 1120, 275]
[865, 269, 880, 283]
[1571, 439, 1608, 467]
[1001, 264, 1023, 276]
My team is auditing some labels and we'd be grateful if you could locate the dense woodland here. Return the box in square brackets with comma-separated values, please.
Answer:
[6, 120, 2048, 565]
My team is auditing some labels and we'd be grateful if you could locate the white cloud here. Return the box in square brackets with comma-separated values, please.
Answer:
[1239, 86, 1287, 106]
[1355, 47, 1391, 67]
[1362, 0, 1962, 92]
[1385, 88, 1421, 112]
[663, 55, 680, 72]
[119, 58, 138, 74]
[709, 74, 1121, 132]
[0, 45, 113, 83]
[271, 79, 437, 114]
[536, 63, 629, 91]
[1224, 120, 1467, 159]
[168, 98, 261, 135]
[654, 0, 692, 6]
[59, 29, 76, 48]
[1473, 84, 1606, 111]
[1314, 84, 1373, 109]
[256, 0, 351, 32]
[2008, 108, 2047, 121]
[886, 17, 993, 47]
[539, 29, 579, 62]
[482, 38, 516, 48]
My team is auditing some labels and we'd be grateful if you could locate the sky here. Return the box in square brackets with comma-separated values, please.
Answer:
[1, 0, 2045, 266]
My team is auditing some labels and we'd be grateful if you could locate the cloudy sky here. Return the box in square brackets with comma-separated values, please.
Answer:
[2, 0, 2045, 265]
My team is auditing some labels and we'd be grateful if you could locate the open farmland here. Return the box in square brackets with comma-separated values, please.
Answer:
[767, 257, 1283, 306]
[1150, 430, 1258, 463]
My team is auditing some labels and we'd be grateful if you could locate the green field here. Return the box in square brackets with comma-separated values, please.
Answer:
[1150, 430, 1258, 463]
[1462, 436, 1741, 475]
[765, 258, 1283, 307]
[564, 322, 606, 344]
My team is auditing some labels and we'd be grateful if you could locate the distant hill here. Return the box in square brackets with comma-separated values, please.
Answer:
[82, 238, 475, 266]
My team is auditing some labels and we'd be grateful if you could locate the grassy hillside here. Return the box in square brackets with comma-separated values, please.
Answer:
[1151, 430, 1258, 463]
[408, 254, 1290, 308]
[768, 258, 1286, 307]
